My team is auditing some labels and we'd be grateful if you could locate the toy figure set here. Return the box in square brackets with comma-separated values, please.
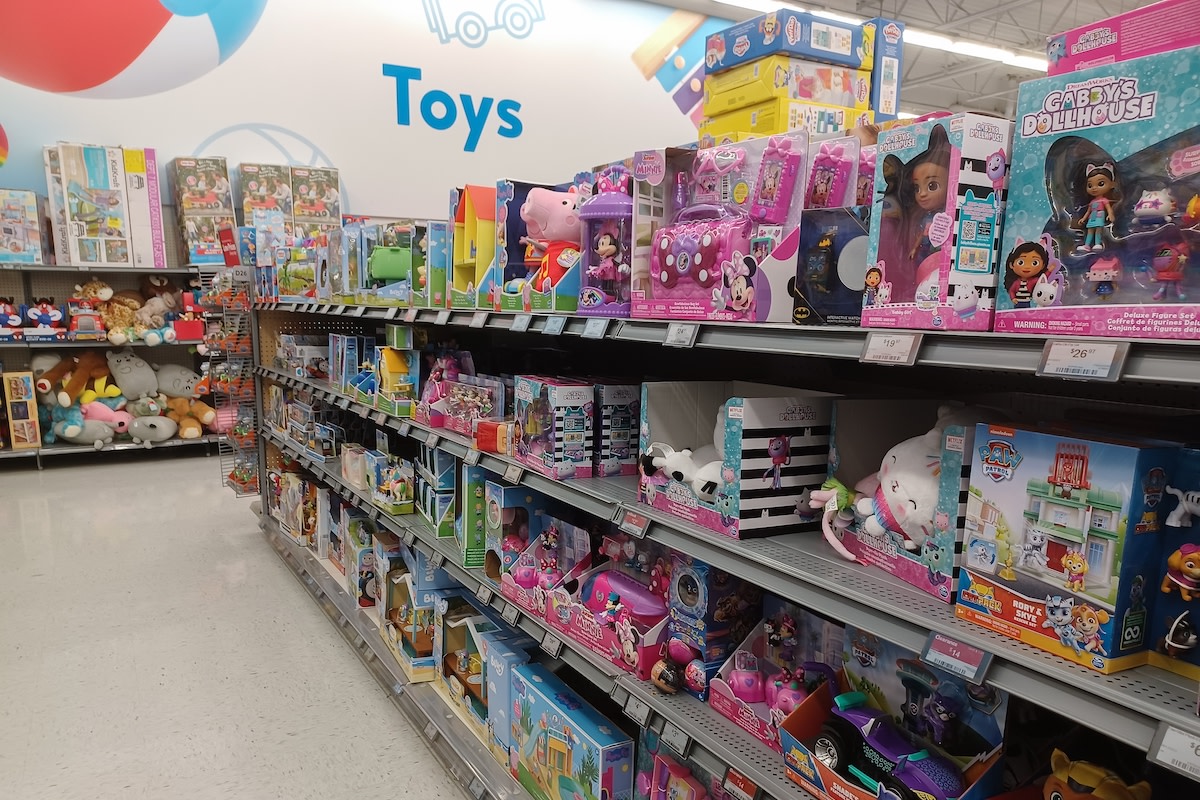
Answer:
[578, 166, 634, 318]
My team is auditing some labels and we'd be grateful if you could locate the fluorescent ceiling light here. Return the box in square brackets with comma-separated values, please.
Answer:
[896, 112, 920, 120]
[811, 10, 864, 24]
[712, 0, 789, 12]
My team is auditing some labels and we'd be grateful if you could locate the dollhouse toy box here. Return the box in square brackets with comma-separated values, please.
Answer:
[1046, 0, 1200, 76]
[955, 424, 1178, 673]
[993, 47, 1200, 339]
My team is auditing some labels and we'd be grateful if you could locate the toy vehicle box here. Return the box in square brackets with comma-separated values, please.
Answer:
[361, 220, 424, 307]
[956, 424, 1178, 673]
[1046, 0, 1200, 76]
[58, 143, 132, 267]
[290, 166, 340, 225]
[513, 376, 595, 480]
[122, 148, 166, 269]
[509, 663, 634, 800]
[639, 381, 833, 539]
[703, 55, 871, 116]
[701, 99, 872, 139]
[993, 47, 1200, 339]
[238, 163, 291, 225]
[0, 189, 50, 265]
[1147, 447, 1200, 680]
[862, 113, 1013, 331]
[500, 515, 592, 620]
[593, 382, 640, 477]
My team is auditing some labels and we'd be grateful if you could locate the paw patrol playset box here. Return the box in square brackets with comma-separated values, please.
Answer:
[1148, 447, 1200, 680]
[956, 424, 1178, 673]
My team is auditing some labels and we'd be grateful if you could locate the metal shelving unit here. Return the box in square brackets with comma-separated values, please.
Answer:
[0, 339, 205, 348]
[0, 433, 220, 468]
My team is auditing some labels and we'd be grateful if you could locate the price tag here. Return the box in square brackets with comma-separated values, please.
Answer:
[663, 322, 699, 348]
[542, 315, 567, 336]
[1150, 722, 1200, 780]
[351, 306, 366, 317]
[431, 552, 446, 569]
[624, 695, 652, 726]
[581, 318, 610, 339]
[464, 448, 482, 466]
[336, 397, 350, 410]
[469, 311, 488, 328]
[424, 721, 438, 740]
[1037, 339, 1129, 382]
[475, 584, 494, 605]
[921, 631, 993, 684]
[399, 422, 412, 437]
[540, 632, 564, 658]
[722, 769, 762, 800]
[355, 404, 371, 418]
[861, 331, 924, 366]
[332, 305, 346, 315]
[385, 307, 399, 320]
[501, 603, 520, 625]
[372, 411, 388, 425]
[368, 508, 381, 523]
[511, 313, 533, 332]
[503, 463, 523, 484]
[403, 530, 416, 546]
[426, 431, 439, 447]
[404, 307, 419, 323]
[660, 722, 691, 756]
[435, 310, 451, 326]
[468, 778, 485, 800]
[618, 508, 651, 539]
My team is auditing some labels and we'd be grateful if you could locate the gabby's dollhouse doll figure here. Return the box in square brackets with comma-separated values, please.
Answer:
[1152, 238, 1189, 301]
[1075, 162, 1118, 252]
[1004, 240, 1050, 309]
[907, 131, 951, 268]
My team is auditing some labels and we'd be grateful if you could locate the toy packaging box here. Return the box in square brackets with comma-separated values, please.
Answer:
[546, 532, 671, 681]
[411, 220, 450, 309]
[994, 47, 1200, 339]
[417, 442, 456, 492]
[779, 625, 1008, 800]
[501, 515, 592, 620]
[451, 184, 497, 309]
[171, 156, 235, 265]
[237, 163, 292, 224]
[630, 133, 813, 323]
[3, 372, 40, 449]
[485, 634, 534, 766]
[1046, 0, 1200, 75]
[593, 382, 639, 477]
[863, 114, 1014, 331]
[327, 224, 360, 303]
[457, 463, 490, 568]
[700, 100, 872, 140]
[789, 206, 871, 325]
[58, 143, 132, 267]
[513, 376, 595, 480]
[43, 146, 71, 265]
[508, 663, 634, 800]
[956, 424, 1178, 673]
[639, 381, 832, 539]
[578, 164, 634, 319]
[703, 55, 871, 117]
[709, 599, 844, 752]
[1148, 447, 1200, 680]
[483, 480, 551, 589]
[387, 581, 464, 683]
[375, 345, 419, 418]
[0, 189, 51, 265]
[490, 180, 583, 314]
[337, 504, 376, 578]
[122, 148, 165, 269]
[365, 450, 414, 516]
[633, 727, 728, 800]
[290, 166, 340, 226]
[416, 470, 455, 539]
[362, 220, 425, 306]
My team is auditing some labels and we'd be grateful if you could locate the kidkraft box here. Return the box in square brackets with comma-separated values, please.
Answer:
[513, 376, 594, 479]
[0, 189, 50, 264]
[700, 100, 872, 139]
[1148, 447, 1200, 680]
[450, 184, 497, 309]
[1046, 0, 1200, 75]
[509, 663, 634, 800]
[994, 47, 1200, 339]
[704, 56, 871, 117]
[58, 143, 132, 267]
[631, 133, 812, 322]
[862, 114, 1013, 331]
[956, 424, 1178, 673]
[490, 179, 583, 313]
[639, 381, 832, 539]
[779, 625, 1008, 800]
[412, 220, 450, 308]
[501, 516, 592, 619]
[594, 382, 640, 477]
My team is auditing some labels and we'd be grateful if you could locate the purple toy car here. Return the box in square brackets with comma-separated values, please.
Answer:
[812, 691, 965, 800]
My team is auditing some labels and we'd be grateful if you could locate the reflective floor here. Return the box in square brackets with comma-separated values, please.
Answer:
[0, 454, 460, 800]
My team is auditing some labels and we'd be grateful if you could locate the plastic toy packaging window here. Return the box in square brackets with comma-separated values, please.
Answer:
[580, 167, 634, 310]
[1003, 131, 1200, 309]
[649, 133, 808, 319]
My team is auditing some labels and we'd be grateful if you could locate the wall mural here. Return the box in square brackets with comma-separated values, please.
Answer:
[422, 0, 546, 48]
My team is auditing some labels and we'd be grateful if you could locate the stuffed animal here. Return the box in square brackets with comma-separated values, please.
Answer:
[32, 351, 74, 396]
[106, 348, 158, 399]
[74, 278, 114, 303]
[166, 397, 216, 439]
[100, 295, 140, 345]
[140, 274, 178, 299]
[81, 401, 134, 435]
[129, 415, 178, 447]
[642, 407, 727, 502]
[1042, 749, 1150, 800]
[133, 294, 179, 344]
[126, 393, 168, 417]
[55, 350, 111, 408]
[78, 375, 123, 406]
[57, 418, 115, 449]
[46, 403, 84, 442]
[155, 363, 204, 398]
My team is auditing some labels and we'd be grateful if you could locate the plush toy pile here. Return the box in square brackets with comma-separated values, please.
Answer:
[30, 348, 228, 449]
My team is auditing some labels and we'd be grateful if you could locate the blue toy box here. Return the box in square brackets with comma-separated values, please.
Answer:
[417, 441, 457, 492]
[490, 179, 583, 314]
[411, 220, 450, 309]
[993, 46, 1200, 340]
[789, 206, 871, 326]
[484, 632, 535, 766]
[509, 663, 634, 800]
[1148, 447, 1200, 680]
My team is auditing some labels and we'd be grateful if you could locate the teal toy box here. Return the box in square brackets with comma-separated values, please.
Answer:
[457, 463, 490, 568]
[486, 635, 534, 766]
[509, 663, 634, 800]
[411, 220, 450, 309]
[1148, 448, 1200, 681]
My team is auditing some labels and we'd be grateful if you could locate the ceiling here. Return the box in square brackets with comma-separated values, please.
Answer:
[656, 0, 1149, 117]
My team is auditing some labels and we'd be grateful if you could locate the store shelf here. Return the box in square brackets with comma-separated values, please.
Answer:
[259, 512, 524, 800]
[0, 338, 204, 348]
[256, 364, 1200, 757]
[37, 433, 223, 457]
[0, 448, 39, 460]
[0, 262, 199, 274]
[252, 301, 1200, 386]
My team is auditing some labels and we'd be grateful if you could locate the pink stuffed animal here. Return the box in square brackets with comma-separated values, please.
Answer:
[81, 401, 134, 435]
[520, 187, 583, 290]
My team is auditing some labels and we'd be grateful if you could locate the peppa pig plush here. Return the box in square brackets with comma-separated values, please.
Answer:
[519, 187, 583, 290]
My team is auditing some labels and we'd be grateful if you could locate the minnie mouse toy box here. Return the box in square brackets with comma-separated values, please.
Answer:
[994, 46, 1200, 339]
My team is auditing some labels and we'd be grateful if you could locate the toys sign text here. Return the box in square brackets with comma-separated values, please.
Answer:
[382, 64, 523, 153]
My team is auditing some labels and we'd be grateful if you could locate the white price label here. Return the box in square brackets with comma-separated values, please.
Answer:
[475, 584, 494, 605]
[468, 778, 485, 800]
[501, 603, 520, 625]
[403, 530, 416, 546]
[426, 431, 439, 447]
[540, 633, 564, 657]
[404, 307, 419, 323]
[861, 331, 924, 365]
[435, 310, 451, 326]
[1151, 723, 1200, 780]
[464, 448, 482, 466]
[385, 307, 399, 320]
[503, 463, 523, 484]
[372, 411, 388, 425]
[1038, 340, 1128, 382]
[470, 311, 488, 328]
[542, 315, 567, 336]
[351, 306, 366, 317]
[399, 423, 412, 437]
[663, 322, 699, 348]
[430, 552, 446, 569]
[424, 721, 438, 740]
[355, 405, 370, 418]
[660, 723, 691, 756]
[624, 696, 651, 726]
[336, 397, 350, 410]
[581, 317, 610, 339]
[511, 313, 533, 332]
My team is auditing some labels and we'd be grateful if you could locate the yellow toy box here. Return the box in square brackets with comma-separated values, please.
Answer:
[700, 98, 872, 139]
[703, 55, 871, 116]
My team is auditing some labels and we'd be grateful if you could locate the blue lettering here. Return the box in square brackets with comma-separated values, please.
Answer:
[421, 90, 458, 130]
[382, 63, 421, 126]
[460, 94, 494, 153]
[382, 63, 523, 149]
[496, 99, 524, 139]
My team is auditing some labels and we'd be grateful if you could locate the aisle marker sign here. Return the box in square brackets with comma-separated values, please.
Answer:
[921, 632, 992, 684]
[1150, 722, 1200, 780]
[723, 769, 762, 800]
[511, 313, 533, 332]
[1037, 340, 1129, 382]
[861, 331, 923, 365]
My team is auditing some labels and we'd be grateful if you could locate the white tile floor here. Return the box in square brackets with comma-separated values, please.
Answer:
[0, 455, 461, 800]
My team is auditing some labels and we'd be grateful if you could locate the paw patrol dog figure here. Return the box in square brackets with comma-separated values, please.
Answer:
[1042, 749, 1151, 800]
[1161, 543, 1200, 601]
[1061, 548, 1088, 592]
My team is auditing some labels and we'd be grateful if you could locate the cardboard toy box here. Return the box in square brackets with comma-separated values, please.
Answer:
[703, 55, 871, 116]
[593, 382, 640, 477]
[416, 470, 455, 539]
[411, 220, 450, 309]
[381, 548, 459, 682]
[1147, 447, 1200, 680]
[485, 635, 534, 766]
[513, 376, 595, 480]
[171, 156, 235, 265]
[450, 184, 497, 309]
[862, 113, 1013, 331]
[58, 143, 133, 267]
[0, 189, 51, 265]
[122, 147, 166, 269]
[789, 205, 871, 326]
[701, 99, 872, 139]
[457, 463, 490, 568]
[361, 220, 425, 307]
[956, 424, 1178, 673]
[1046, 0, 1200, 75]
[489, 178, 582, 314]
[500, 515, 592, 620]
[482, 480, 551, 589]
[509, 664, 634, 800]
[237, 163, 292, 225]
[290, 166, 340, 225]
[993, 47, 1200, 339]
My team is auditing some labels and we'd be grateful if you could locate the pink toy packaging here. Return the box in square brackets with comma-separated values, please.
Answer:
[500, 515, 592, 620]
[639, 381, 833, 539]
[545, 532, 672, 680]
[862, 114, 1014, 331]
[483, 480, 554, 590]
[1046, 0, 1200, 76]
[579, 166, 634, 318]
[631, 133, 811, 322]
[492, 181, 583, 313]
[994, 47, 1200, 339]
[513, 375, 595, 480]
[593, 382, 640, 477]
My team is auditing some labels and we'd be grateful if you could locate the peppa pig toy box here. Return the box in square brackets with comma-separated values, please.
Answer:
[993, 47, 1200, 339]
[490, 180, 582, 313]
[863, 113, 1014, 331]
[1046, 0, 1200, 76]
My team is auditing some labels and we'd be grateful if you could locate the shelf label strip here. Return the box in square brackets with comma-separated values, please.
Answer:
[861, 331, 923, 366]
[920, 631, 993, 685]
[1037, 339, 1129, 382]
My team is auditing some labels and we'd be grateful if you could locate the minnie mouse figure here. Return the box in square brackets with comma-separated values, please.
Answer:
[722, 254, 757, 319]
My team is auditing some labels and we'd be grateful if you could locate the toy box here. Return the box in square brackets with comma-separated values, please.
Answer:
[278, 334, 329, 381]
[956, 424, 1178, 673]
[513, 376, 594, 479]
[451, 184, 497, 309]
[122, 148, 166, 269]
[593, 382, 639, 477]
[633, 727, 728, 800]
[631, 133, 813, 322]
[491, 179, 582, 313]
[779, 625, 1008, 800]
[457, 463, 490, 568]
[416, 441, 457, 491]
[58, 143, 132, 266]
[703, 55, 871, 116]
[2, 372, 40, 449]
[327, 225, 360, 303]
[994, 48, 1200, 339]
[361, 220, 424, 306]
[509, 663, 634, 800]
[501, 515, 592, 619]
[789, 206, 871, 325]
[373, 533, 404, 625]
[416, 470, 455, 539]
[862, 114, 1014, 331]
[411, 220, 450, 308]
[1046, 0, 1200, 75]
[546, 533, 671, 680]
[345, 515, 378, 609]
[483, 480, 550, 588]
[701, 99, 872, 139]
[388, 581, 464, 683]
[181, 214, 235, 266]
[337, 504, 376, 577]
[1148, 447, 1200, 680]
[290, 166, 340, 225]
[42, 146, 70, 265]
[0, 189, 50, 264]
[578, 165, 634, 319]
[238, 163, 292, 224]
[639, 381, 833, 539]
[365, 451, 414, 516]
[172, 156, 234, 265]
[444, 374, 505, 436]
[709, 599, 844, 753]
[375, 346, 419, 418]
[415, 349, 474, 428]
[484, 634, 534, 766]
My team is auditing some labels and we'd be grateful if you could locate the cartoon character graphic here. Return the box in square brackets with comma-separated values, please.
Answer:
[1043, 749, 1151, 800]
[1004, 239, 1051, 309]
[705, 35, 726, 69]
[1019, 528, 1050, 568]
[923, 538, 951, 586]
[985, 149, 1007, 210]
[919, 689, 962, 745]
[763, 435, 791, 490]
[1042, 595, 1082, 654]
[1061, 548, 1088, 591]
[1031, 273, 1060, 307]
[722, 253, 758, 319]
[1075, 162, 1118, 252]
[760, 12, 779, 46]
[1161, 543, 1200, 601]
[1047, 37, 1067, 65]
[1151, 239, 1189, 302]
[863, 265, 883, 307]
[1072, 604, 1111, 656]
[1086, 255, 1122, 299]
[1132, 188, 1176, 228]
